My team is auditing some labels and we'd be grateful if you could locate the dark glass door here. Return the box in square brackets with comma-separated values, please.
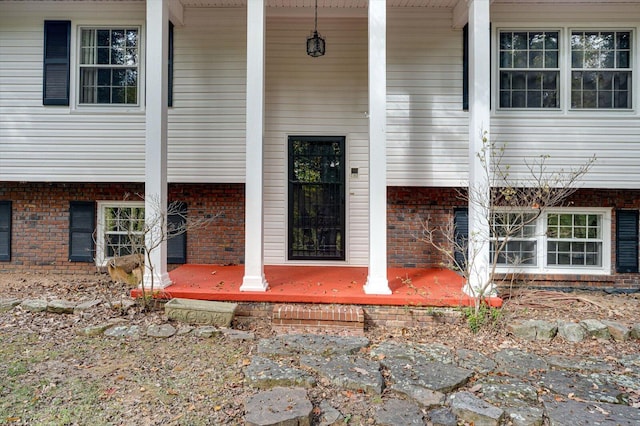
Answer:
[288, 136, 345, 260]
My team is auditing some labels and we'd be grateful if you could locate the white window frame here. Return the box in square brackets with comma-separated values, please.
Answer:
[493, 24, 636, 116]
[494, 208, 611, 275]
[96, 201, 145, 266]
[569, 29, 633, 110]
[491, 211, 540, 267]
[497, 29, 562, 110]
[70, 21, 145, 112]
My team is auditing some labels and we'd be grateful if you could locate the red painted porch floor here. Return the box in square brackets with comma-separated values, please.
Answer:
[139, 265, 502, 308]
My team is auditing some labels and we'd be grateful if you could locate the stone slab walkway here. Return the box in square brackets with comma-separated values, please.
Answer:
[2, 297, 639, 425]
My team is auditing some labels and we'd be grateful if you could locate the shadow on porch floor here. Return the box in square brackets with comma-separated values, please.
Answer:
[139, 265, 502, 308]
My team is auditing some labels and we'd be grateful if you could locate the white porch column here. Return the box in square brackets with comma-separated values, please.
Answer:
[364, 0, 391, 295]
[144, 0, 171, 289]
[465, 0, 493, 296]
[240, 0, 268, 291]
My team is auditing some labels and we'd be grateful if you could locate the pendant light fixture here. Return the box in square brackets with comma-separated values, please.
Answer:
[306, 0, 325, 57]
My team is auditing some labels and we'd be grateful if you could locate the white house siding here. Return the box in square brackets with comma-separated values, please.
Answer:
[168, 7, 247, 183]
[386, 8, 469, 187]
[0, 1, 147, 182]
[490, 3, 640, 189]
[263, 17, 369, 265]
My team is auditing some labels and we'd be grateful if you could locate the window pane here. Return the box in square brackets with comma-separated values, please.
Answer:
[500, 32, 512, 49]
[514, 51, 528, 68]
[571, 30, 633, 109]
[500, 52, 512, 68]
[499, 30, 560, 109]
[618, 51, 630, 68]
[545, 51, 558, 68]
[78, 27, 139, 105]
[97, 29, 110, 47]
[513, 32, 528, 50]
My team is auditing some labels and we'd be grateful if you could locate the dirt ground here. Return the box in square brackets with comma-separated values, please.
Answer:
[1, 271, 639, 425]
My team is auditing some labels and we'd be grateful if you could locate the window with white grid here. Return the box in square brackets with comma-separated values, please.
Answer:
[571, 30, 632, 109]
[78, 27, 139, 105]
[491, 212, 539, 266]
[97, 202, 145, 264]
[546, 213, 603, 267]
[499, 30, 560, 109]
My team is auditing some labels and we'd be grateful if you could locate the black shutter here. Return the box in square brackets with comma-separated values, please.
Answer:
[454, 208, 468, 271]
[43, 20, 71, 106]
[167, 202, 187, 264]
[168, 21, 174, 107]
[0, 201, 11, 261]
[69, 201, 95, 262]
[462, 24, 469, 111]
[616, 210, 639, 273]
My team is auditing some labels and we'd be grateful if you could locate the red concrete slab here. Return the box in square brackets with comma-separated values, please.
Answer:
[133, 264, 502, 308]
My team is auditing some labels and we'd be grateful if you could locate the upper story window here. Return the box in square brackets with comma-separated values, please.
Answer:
[499, 31, 560, 109]
[497, 28, 633, 111]
[78, 27, 139, 105]
[571, 31, 632, 109]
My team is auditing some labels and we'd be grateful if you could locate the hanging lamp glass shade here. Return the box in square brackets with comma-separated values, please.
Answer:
[306, 31, 325, 57]
[306, 0, 325, 57]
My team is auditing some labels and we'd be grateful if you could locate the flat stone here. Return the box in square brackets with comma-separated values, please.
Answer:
[619, 353, 640, 369]
[73, 299, 102, 314]
[244, 387, 312, 426]
[537, 370, 623, 404]
[504, 406, 544, 426]
[384, 357, 472, 393]
[21, 299, 48, 312]
[192, 326, 219, 338]
[258, 334, 369, 356]
[77, 322, 117, 337]
[428, 407, 458, 426]
[318, 401, 343, 426]
[557, 321, 587, 343]
[508, 320, 558, 341]
[372, 341, 453, 364]
[630, 324, 640, 339]
[391, 382, 446, 408]
[245, 356, 316, 389]
[494, 349, 548, 377]
[456, 349, 497, 373]
[47, 299, 76, 314]
[374, 398, 424, 425]
[104, 325, 140, 338]
[542, 395, 640, 425]
[545, 355, 614, 373]
[448, 391, 505, 426]
[476, 376, 539, 406]
[601, 320, 631, 341]
[165, 298, 237, 327]
[580, 319, 611, 340]
[146, 323, 176, 338]
[301, 355, 383, 394]
[176, 325, 194, 335]
[0, 298, 21, 312]
[221, 328, 255, 340]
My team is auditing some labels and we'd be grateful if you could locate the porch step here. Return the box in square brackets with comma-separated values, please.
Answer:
[272, 304, 365, 336]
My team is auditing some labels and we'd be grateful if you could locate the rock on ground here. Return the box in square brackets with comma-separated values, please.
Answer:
[244, 387, 313, 426]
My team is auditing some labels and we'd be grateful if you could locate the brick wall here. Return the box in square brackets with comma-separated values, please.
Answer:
[2, 182, 640, 291]
[0, 182, 245, 273]
[385, 186, 640, 291]
[387, 186, 464, 269]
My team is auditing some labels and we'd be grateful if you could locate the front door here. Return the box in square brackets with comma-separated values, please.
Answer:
[288, 136, 345, 260]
